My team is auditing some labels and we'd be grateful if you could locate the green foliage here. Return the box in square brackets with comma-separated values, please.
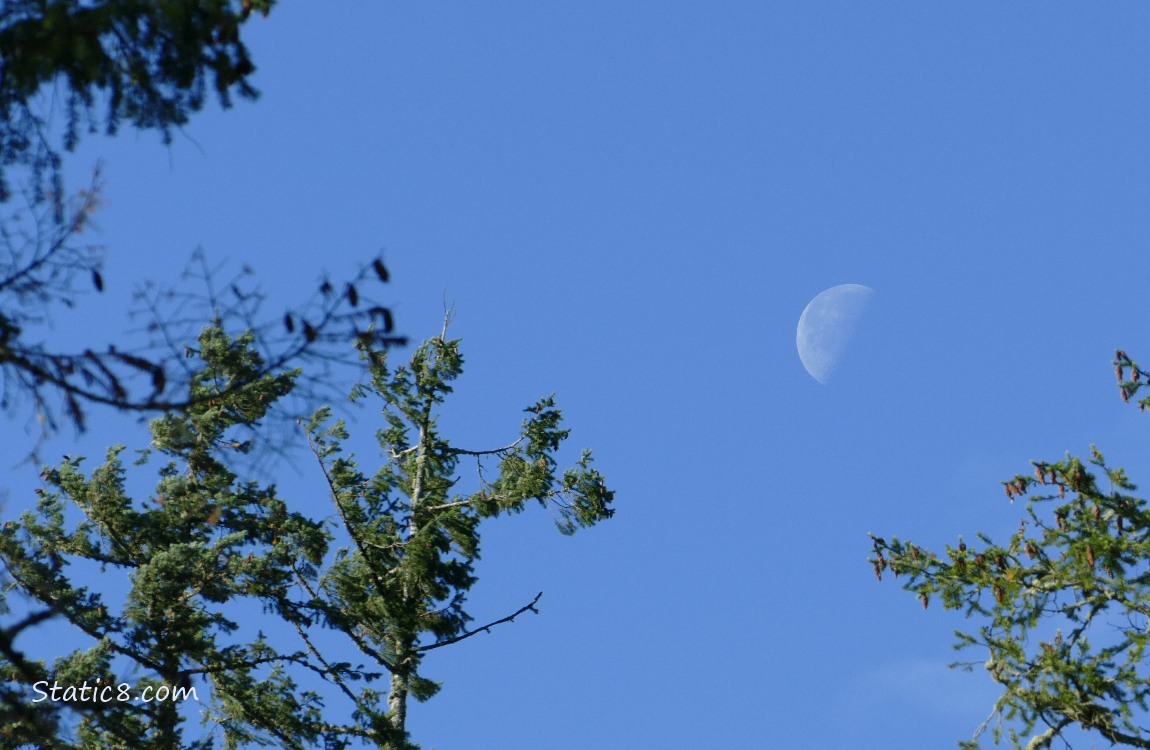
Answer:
[0, 325, 613, 748]
[1, 0, 275, 197]
[0, 6, 405, 445]
[871, 351, 1150, 749]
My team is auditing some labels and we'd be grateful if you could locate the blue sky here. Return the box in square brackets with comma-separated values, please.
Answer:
[6, 2, 1150, 747]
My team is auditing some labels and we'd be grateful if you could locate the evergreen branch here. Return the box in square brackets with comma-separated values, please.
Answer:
[1023, 718, 1072, 750]
[1, 556, 165, 676]
[304, 429, 395, 600]
[67, 498, 137, 569]
[183, 651, 310, 678]
[288, 619, 365, 706]
[416, 592, 543, 653]
[426, 487, 564, 512]
[0, 604, 58, 678]
[442, 438, 524, 458]
[288, 559, 397, 673]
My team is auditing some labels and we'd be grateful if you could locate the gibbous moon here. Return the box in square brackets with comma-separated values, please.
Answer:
[796, 284, 875, 384]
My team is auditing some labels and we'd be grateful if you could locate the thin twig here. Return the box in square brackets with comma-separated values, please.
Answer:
[417, 592, 543, 653]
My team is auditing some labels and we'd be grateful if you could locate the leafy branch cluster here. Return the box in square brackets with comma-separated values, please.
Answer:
[0, 0, 276, 200]
[0, 327, 614, 749]
[871, 351, 1150, 749]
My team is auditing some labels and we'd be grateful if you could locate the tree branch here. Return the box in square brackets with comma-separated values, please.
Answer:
[416, 592, 543, 653]
[443, 438, 523, 458]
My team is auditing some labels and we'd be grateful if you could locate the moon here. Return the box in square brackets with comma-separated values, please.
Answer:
[796, 284, 875, 384]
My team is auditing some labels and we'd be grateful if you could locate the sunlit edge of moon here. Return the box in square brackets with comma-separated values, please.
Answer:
[796, 284, 875, 385]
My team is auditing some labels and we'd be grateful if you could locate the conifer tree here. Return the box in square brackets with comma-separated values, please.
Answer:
[0, 322, 614, 748]
[871, 350, 1150, 749]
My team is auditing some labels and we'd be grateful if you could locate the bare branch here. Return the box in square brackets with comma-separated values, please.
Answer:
[416, 592, 543, 653]
[442, 437, 524, 458]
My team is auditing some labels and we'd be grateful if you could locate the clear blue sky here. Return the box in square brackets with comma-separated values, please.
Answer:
[6, 3, 1150, 747]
